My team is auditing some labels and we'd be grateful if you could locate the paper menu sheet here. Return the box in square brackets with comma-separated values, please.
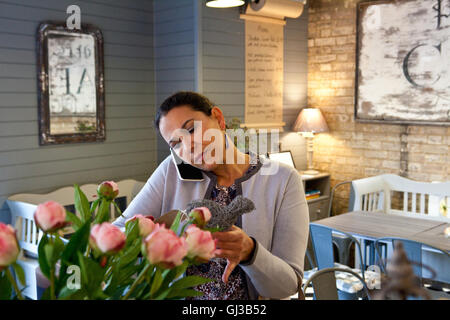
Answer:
[244, 20, 284, 128]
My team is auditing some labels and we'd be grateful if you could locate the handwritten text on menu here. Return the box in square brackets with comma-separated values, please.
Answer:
[245, 20, 284, 126]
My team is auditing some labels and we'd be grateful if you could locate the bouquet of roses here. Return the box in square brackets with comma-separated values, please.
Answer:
[0, 181, 217, 300]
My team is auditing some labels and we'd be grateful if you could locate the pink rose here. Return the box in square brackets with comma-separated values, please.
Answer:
[126, 214, 155, 238]
[0, 223, 20, 270]
[90, 223, 126, 255]
[97, 181, 119, 200]
[188, 207, 212, 228]
[143, 224, 187, 268]
[184, 225, 216, 263]
[34, 201, 67, 232]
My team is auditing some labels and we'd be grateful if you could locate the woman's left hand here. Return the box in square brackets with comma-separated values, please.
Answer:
[212, 225, 255, 283]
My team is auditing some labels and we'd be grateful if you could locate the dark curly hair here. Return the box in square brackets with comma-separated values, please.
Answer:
[154, 91, 214, 132]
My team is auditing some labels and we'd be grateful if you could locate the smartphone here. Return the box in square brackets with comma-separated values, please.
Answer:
[170, 149, 204, 182]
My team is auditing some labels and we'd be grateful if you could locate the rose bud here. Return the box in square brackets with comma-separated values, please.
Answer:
[126, 214, 155, 238]
[143, 224, 187, 269]
[90, 222, 126, 255]
[0, 223, 20, 270]
[34, 201, 68, 232]
[184, 225, 216, 263]
[188, 207, 212, 228]
[97, 181, 119, 200]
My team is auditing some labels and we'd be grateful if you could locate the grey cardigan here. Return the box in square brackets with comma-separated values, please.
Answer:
[113, 155, 310, 300]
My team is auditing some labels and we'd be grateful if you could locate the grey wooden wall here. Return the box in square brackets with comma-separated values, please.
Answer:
[0, 0, 156, 223]
[153, 0, 196, 163]
[0, 0, 309, 223]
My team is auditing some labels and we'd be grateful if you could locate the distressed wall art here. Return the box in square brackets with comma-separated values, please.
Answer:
[356, 0, 450, 125]
[37, 22, 105, 145]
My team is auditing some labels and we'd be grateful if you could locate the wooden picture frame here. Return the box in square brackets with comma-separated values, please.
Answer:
[355, 0, 450, 126]
[37, 21, 105, 145]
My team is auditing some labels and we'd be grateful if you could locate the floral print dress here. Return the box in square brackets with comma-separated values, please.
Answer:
[185, 159, 260, 300]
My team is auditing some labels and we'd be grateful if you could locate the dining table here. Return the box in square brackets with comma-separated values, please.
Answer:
[313, 211, 450, 251]
[313, 211, 450, 285]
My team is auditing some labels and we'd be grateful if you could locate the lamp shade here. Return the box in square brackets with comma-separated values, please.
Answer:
[292, 108, 329, 133]
[206, 0, 245, 8]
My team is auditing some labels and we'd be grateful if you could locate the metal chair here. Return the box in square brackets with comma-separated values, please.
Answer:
[329, 180, 385, 269]
[373, 237, 450, 299]
[302, 267, 371, 300]
[309, 223, 367, 299]
[327, 181, 354, 266]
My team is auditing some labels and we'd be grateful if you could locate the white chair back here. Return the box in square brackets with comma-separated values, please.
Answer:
[6, 200, 42, 255]
[6, 179, 145, 255]
[352, 174, 450, 222]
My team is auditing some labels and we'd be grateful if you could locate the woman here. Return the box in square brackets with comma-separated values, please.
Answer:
[113, 91, 309, 300]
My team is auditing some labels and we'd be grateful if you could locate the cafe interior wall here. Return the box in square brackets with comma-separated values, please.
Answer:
[308, 0, 450, 215]
[154, 0, 309, 170]
[0, 0, 156, 223]
[0, 0, 309, 223]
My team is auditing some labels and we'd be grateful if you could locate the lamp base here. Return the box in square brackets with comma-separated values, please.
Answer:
[302, 169, 320, 175]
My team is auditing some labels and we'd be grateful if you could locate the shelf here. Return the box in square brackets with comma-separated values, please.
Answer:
[306, 195, 329, 204]
[299, 171, 330, 181]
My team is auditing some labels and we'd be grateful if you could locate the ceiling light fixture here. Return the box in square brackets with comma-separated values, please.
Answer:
[206, 0, 246, 8]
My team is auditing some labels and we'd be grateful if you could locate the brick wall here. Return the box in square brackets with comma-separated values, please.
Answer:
[308, 0, 450, 215]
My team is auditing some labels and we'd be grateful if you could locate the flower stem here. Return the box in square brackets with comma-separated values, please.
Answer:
[85, 243, 91, 257]
[113, 201, 124, 218]
[50, 266, 56, 300]
[179, 218, 195, 236]
[5, 267, 24, 300]
[122, 263, 152, 300]
[49, 234, 56, 300]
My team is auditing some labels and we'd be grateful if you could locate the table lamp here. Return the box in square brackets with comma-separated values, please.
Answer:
[292, 108, 329, 175]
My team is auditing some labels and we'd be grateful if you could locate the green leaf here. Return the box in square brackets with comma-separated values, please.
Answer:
[52, 236, 66, 264]
[77, 253, 106, 297]
[204, 226, 224, 233]
[124, 219, 139, 245]
[74, 184, 91, 223]
[94, 199, 111, 224]
[118, 238, 141, 267]
[174, 260, 189, 280]
[117, 263, 142, 284]
[40, 287, 52, 300]
[152, 288, 171, 300]
[149, 268, 163, 297]
[11, 263, 26, 287]
[167, 288, 203, 299]
[170, 275, 213, 292]
[61, 221, 90, 263]
[90, 199, 99, 215]
[44, 244, 54, 268]
[58, 287, 87, 300]
[38, 234, 50, 279]
[65, 211, 82, 230]
[170, 211, 183, 235]
[56, 222, 91, 291]
[0, 271, 12, 300]
[130, 282, 150, 300]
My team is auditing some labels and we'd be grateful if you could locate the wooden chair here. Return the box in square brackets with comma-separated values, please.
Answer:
[352, 174, 450, 221]
[350, 174, 450, 269]
[5, 179, 145, 299]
